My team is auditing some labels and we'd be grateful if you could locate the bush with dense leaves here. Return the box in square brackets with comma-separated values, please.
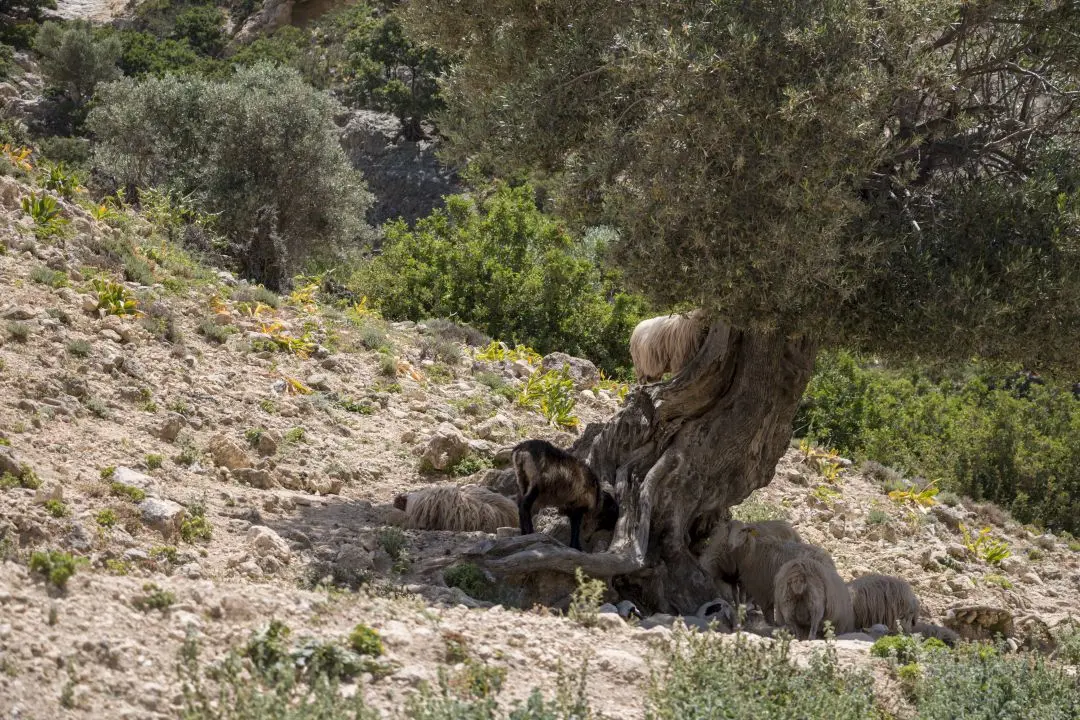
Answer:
[352, 182, 645, 374]
[87, 62, 374, 289]
[32, 21, 121, 130]
[796, 350, 1080, 535]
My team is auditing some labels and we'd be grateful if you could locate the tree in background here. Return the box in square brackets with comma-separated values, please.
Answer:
[357, 182, 645, 373]
[32, 21, 121, 132]
[346, 13, 445, 140]
[0, 0, 56, 48]
[87, 62, 375, 289]
[407, 0, 1080, 611]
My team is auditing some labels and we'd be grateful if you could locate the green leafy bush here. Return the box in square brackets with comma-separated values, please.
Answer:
[649, 632, 880, 720]
[443, 562, 494, 601]
[348, 624, 383, 657]
[88, 63, 374, 290]
[33, 21, 121, 129]
[796, 350, 1080, 535]
[353, 183, 645, 374]
[28, 550, 84, 589]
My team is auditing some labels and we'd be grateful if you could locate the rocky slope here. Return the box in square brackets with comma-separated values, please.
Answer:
[0, 170, 1078, 719]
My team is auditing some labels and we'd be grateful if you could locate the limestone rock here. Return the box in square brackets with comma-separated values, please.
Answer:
[139, 498, 186, 539]
[540, 352, 600, 390]
[420, 422, 471, 471]
[209, 433, 252, 470]
[248, 525, 291, 564]
[475, 414, 515, 442]
[233, 468, 277, 489]
[156, 413, 185, 442]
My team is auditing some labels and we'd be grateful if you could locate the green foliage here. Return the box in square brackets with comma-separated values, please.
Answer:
[88, 63, 374, 290]
[6, 321, 29, 342]
[797, 351, 1080, 536]
[112, 29, 201, 77]
[145, 453, 163, 470]
[410, 0, 1080, 368]
[913, 644, 1080, 720]
[95, 508, 118, 528]
[730, 491, 788, 523]
[92, 278, 139, 316]
[31, 265, 68, 288]
[21, 192, 67, 236]
[567, 568, 605, 628]
[28, 550, 84, 589]
[348, 624, 383, 657]
[870, 635, 932, 665]
[171, 5, 225, 57]
[446, 455, 491, 478]
[38, 161, 83, 199]
[180, 505, 212, 543]
[0, 463, 39, 490]
[33, 21, 120, 126]
[339, 397, 375, 415]
[960, 524, 1012, 566]
[197, 317, 233, 344]
[99, 465, 116, 480]
[110, 481, 146, 503]
[648, 632, 880, 719]
[43, 499, 68, 518]
[345, 14, 446, 140]
[443, 562, 494, 601]
[866, 509, 890, 526]
[517, 368, 578, 430]
[355, 183, 644, 374]
[133, 582, 176, 611]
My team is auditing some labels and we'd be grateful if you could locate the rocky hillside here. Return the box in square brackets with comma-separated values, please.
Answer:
[0, 170, 1078, 719]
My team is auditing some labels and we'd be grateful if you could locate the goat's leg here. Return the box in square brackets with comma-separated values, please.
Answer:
[568, 508, 585, 551]
[519, 487, 540, 536]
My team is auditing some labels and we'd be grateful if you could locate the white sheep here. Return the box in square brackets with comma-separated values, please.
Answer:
[393, 484, 518, 533]
[629, 309, 709, 384]
[774, 555, 855, 639]
[848, 573, 921, 634]
[722, 524, 837, 619]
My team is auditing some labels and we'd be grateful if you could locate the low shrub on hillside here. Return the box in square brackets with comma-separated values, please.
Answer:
[351, 182, 645, 374]
[796, 350, 1080, 535]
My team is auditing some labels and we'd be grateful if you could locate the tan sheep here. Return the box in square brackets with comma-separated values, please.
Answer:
[774, 555, 855, 639]
[721, 524, 836, 619]
[701, 519, 803, 578]
[629, 309, 709, 384]
[849, 573, 921, 634]
[394, 484, 518, 533]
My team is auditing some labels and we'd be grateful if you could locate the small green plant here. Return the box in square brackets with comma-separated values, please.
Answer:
[6, 322, 30, 343]
[348, 624, 384, 657]
[180, 504, 212, 543]
[867, 509, 890, 525]
[567, 567, 606, 628]
[197, 317, 234, 344]
[110, 481, 146, 503]
[244, 427, 264, 446]
[731, 492, 788, 522]
[21, 192, 68, 237]
[149, 545, 178, 564]
[1027, 547, 1043, 561]
[244, 619, 293, 674]
[444, 562, 494, 601]
[95, 508, 118, 528]
[66, 339, 92, 357]
[888, 478, 940, 509]
[870, 635, 923, 664]
[446, 454, 492, 478]
[377, 527, 410, 572]
[983, 573, 1013, 589]
[517, 367, 579, 429]
[812, 484, 842, 503]
[28, 550, 84, 589]
[99, 465, 116, 480]
[960, 523, 1012, 565]
[474, 340, 542, 366]
[377, 352, 398, 377]
[31, 266, 69, 288]
[284, 426, 305, 443]
[1, 464, 41, 490]
[39, 162, 84, 200]
[91, 278, 139, 316]
[133, 582, 176, 612]
[259, 398, 278, 414]
[451, 659, 507, 700]
[44, 499, 68, 518]
[798, 438, 846, 482]
[145, 453, 163, 470]
[104, 559, 129, 575]
[84, 396, 109, 418]
[339, 397, 375, 414]
[175, 439, 200, 466]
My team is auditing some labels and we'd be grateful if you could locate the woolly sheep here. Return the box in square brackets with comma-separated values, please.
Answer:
[702, 519, 803, 579]
[849, 574, 921, 634]
[774, 555, 855, 639]
[629, 309, 709, 384]
[720, 524, 836, 619]
[513, 439, 618, 551]
[394, 484, 518, 533]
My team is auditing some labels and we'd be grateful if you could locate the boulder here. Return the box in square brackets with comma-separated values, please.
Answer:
[420, 422, 471, 471]
[139, 498, 186, 539]
[540, 352, 600, 390]
[209, 433, 252, 471]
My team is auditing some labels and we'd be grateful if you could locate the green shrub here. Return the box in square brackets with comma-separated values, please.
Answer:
[28, 550, 84, 589]
[88, 63, 374, 290]
[112, 29, 201, 77]
[443, 562, 494, 601]
[33, 21, 121, 128]
[6, 321, 29, 342]
[44, 499, 68, 517]
[913, 644, 1080, 719]
[352, 182, 645, 374]
[133, 582, 175, 611]
[95, 508, 118, 528]
[348, 624, 383, 657]
[870, 635, 923, 665]
[31, 265, 69, 288]
[110, 481, 145, 502]
[170, 4, 225, 57]
[446, 455, 491, 478]
[796, 350, 1080, 536]
[567, 568, 605, 628]
[145, 453, 163, 470]
[197, 317, 233, 343]
[180, 512, 212, 543]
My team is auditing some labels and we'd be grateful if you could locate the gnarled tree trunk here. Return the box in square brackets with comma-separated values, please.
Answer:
[470, 320, 817, 614]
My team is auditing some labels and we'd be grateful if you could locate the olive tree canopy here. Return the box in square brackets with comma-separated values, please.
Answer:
[406, 0, 1080, 611]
